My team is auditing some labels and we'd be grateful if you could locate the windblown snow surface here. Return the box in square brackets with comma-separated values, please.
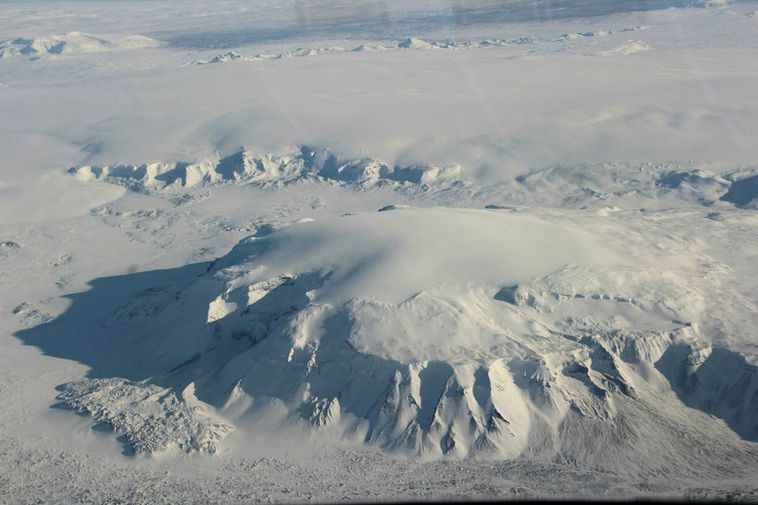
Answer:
[2, 0, 758, 503]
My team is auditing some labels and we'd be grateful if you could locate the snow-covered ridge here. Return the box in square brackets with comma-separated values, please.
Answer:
[0, 32, 161, 59]
[67, 146, 465, 192]
[0, 26, 650, 65]
[67, 147, 758, 210]
[190, 26, 649, 65]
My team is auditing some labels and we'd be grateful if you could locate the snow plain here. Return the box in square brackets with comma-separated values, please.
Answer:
[1, 0, 758, 502]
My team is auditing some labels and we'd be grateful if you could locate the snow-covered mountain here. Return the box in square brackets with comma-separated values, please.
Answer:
[3, 0, 758, 501]
[34, 203, 755, 475]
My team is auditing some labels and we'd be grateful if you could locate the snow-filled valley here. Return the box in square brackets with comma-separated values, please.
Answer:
[1, 0, 758, 502]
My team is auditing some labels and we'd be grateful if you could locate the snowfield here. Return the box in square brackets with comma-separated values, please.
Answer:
[1, 0, 758, 502]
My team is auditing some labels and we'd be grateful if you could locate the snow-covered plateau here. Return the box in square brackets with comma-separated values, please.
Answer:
[1, 0, 757, 502]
